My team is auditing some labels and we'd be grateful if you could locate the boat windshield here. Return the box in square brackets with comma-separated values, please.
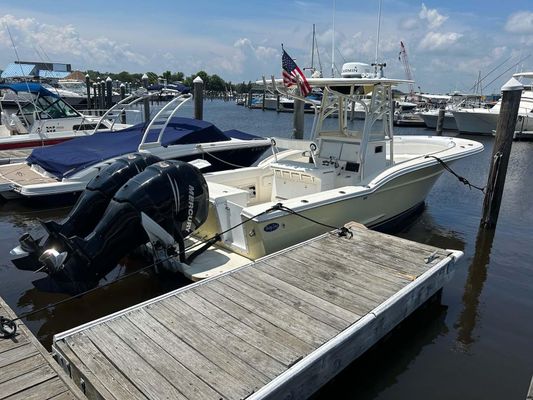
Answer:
[20, 94, 80, 119]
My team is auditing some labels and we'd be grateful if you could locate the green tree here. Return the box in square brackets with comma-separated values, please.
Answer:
[208, 74, 225, 91]
[171, 71, 184, 82]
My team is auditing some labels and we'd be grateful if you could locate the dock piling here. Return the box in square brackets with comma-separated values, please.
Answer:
[480, 77, 523, 229]
[120, 83, 126, 124]
[293, 98, 305, 139]
[99, 80, 105, 115]
[193, 76, 204, 120]
[142, 73, 150, 123]
[92, 83, 97, 110]
[436, 107, 445, 136]
[105, 77, 112, 109]
[85, 74, 91, 109]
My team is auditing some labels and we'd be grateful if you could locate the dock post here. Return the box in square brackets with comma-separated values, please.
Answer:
[85, 74, 91, 109]
[247, 89, 253, 108]
[105, 76, 113, 108]
[99, 80, 105, 115]
[92, 83, 97, 111]
[436, 107, 445, 136]
[142, 73, 150, 123]
[276, 94, 280, 112]
[262, 88, 266, 111]
[193, 76, 204, 120]
[293, 98, 305, 139]
[480, 77, 523, 229]
[120, 83, 126, 124]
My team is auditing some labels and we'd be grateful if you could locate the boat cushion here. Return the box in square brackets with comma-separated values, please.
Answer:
[27, 117, 262, 179]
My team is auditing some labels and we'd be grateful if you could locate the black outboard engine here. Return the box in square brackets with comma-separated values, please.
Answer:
[40, 160, 209, 293]
[13, 153, 161, 271]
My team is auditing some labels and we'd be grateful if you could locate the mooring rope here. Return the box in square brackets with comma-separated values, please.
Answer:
[425, 155, 485, 193]
[0, 203, 352, 339]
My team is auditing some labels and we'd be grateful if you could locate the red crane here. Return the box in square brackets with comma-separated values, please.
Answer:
[398, 41, 415, 96]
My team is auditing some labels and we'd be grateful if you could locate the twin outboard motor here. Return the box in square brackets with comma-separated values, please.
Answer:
[39, 160, 209, 293]
[13, 153, 161, 269]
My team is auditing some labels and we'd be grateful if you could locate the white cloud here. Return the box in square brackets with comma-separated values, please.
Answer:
[419, 31, 463, 51]
[505, 11, 533, 34]
[419, 3, 448, 29]
[399, 17, 419, 31]
[0, 14, 148, 70]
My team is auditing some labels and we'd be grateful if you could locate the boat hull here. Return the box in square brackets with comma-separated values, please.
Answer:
[452, 109, 499, 134]
[419, 112, 457, 130]
[231, 163, 445, 260]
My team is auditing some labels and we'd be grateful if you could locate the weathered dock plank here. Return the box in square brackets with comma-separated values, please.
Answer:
[0, 297, 85, 400]
[53, 223, 463, 400]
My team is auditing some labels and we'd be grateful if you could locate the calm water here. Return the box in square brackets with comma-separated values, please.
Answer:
[1, 100, 532, 399]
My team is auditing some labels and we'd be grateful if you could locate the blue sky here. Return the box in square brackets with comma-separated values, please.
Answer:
[1, 1, 533, 93]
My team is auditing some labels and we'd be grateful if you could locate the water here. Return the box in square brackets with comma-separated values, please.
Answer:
[1, 100, 532, 399]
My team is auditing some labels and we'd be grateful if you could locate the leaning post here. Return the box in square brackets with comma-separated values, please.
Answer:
[142, 73, 150, 123]
[193, 76, 204, 120]
[480, 77, 523, 229]
[436, 107, 445, 136]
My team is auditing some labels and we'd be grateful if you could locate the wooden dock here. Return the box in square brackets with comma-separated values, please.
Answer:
[0, 297, 86, 400]
[52, 223, 463, 400]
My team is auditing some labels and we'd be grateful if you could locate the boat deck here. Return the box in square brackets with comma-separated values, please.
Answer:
[0, 149, 32, 165]
[0, 296, 86, 400]
[0, 163, 56, 187]
[53, 222, 462, 400]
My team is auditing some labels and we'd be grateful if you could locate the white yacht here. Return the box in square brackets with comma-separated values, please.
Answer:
[452, 72, 533, 134]
[17, 75, 484, 291]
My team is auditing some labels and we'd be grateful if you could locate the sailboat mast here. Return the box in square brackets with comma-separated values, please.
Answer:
[332, 0, 335, 77]
[311, 24, 315, 72]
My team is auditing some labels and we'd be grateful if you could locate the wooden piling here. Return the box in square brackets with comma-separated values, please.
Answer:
[436, 108, 445, 136]
[247, 89, 253, 108]
[99, 81, 105, 114]
[92, 83, 97, 110]
[276, 94, 281, 112]
[480, 77, 523, 229]
[142, 73, 150, 123]
[293, 98, 305, 139]
[105, 77, 113, 108]
[120, 84, 127, 124]
[193, 76, 204, 120]
[85, 74, 91, 109]
[262, 88, 266, 111]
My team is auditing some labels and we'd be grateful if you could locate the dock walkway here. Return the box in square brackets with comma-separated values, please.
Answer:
[53, 223, 462, 400]
[0, 297, 86, 400]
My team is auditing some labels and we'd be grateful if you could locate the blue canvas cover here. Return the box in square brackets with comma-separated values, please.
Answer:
[0, 83, 59, 98]
[27, 117, 264, 179]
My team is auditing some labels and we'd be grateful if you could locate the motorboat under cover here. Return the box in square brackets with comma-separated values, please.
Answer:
[26, 117, 264, 179]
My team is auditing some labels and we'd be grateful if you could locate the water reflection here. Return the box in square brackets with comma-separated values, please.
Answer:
[455, 227, 495, 350]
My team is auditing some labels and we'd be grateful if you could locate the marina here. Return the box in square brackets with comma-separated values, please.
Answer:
[1, 1, 533, 398]
[52, 222, 462, 400]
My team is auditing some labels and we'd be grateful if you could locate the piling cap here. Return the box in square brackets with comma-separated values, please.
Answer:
[120, 83, 125, 87]
[502, 77, 523, 91]
[193, 76, 203, 84]
[85, 73, 90, 78]
[106, 76, 112, 82]
[142, 73, 148, 80]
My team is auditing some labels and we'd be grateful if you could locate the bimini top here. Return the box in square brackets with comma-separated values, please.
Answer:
[27, 117, 263, 179]
[0, 83, 59, 98]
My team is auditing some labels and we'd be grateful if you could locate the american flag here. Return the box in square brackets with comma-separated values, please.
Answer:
[282, 48, 312, 97]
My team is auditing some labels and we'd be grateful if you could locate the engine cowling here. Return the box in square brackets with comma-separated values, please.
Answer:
[41, 160, 209, 293]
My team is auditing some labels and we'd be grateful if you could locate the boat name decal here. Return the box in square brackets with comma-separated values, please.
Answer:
[264, 223, 279, 232]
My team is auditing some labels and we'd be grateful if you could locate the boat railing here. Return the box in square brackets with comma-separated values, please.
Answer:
[138, 93, 192, 150]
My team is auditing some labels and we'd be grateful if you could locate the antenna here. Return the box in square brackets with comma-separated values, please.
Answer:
[331, 0, 336, 78]
[375, 0, 382, 66]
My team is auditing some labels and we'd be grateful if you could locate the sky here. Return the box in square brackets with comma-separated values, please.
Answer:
[0, 0, 533, 93]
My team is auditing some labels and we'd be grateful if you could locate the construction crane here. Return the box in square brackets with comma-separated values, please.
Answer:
[398, 41, 415, 96]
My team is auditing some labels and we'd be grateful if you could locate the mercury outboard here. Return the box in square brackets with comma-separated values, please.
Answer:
[38, 160, 209, 293]
[12, 153, 161, 270]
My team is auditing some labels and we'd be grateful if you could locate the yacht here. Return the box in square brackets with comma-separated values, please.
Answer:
[0, 83, 128, 150]
[13, 74, 484, 292]
[452, 72, 533, 134]
[419, 93, 484, 130]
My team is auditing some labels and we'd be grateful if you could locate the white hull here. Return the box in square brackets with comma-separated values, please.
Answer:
[419, 111, 457, 130]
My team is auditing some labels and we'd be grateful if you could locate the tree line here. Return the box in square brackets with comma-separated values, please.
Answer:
[85, 70, 255, 93]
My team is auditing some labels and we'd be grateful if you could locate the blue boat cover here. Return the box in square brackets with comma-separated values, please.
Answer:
[27, 117, 264, 179]
[0, 83, 59, 98]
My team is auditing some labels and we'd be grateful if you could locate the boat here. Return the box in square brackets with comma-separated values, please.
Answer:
[0, 92, 271, 201]
[418, 93, 484, 130]
[11, 73, 484, 293]
[393, 101, 426, 127]
[452, 72, 533, 134]
[0, 83, 129, 150]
